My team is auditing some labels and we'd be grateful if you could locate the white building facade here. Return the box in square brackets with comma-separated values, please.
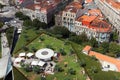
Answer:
[94, 0, 120, 34]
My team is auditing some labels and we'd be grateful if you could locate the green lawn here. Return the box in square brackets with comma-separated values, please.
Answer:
[16, 34, 86, 80]
[13, 67, 28, 80]
[13, 28, 41, 55]
[45, 55, 86, 80]
[6, 27, 14, 46]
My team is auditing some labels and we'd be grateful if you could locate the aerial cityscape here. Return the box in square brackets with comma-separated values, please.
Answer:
[0, 0, 120, 80]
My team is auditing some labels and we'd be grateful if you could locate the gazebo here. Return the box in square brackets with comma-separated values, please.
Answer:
[35, 48, 54, 61]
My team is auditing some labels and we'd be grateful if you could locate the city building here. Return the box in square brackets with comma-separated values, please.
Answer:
[82, 45, 120, 72]
[74, 14, 111, 42]
[55, 0, 111, 42]
[61, 1, 82, 31]
[18, 0, 73, 24]
[20, 0, 62, 24]
[94, 0, 120, 34]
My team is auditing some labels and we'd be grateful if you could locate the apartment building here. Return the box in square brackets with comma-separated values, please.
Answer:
[61, 1, 82, 31]
[55, 0, 111, 42]
[19, 0, 62, 24]
[75, 14, 111, 42]
[94, 0, 120, 34]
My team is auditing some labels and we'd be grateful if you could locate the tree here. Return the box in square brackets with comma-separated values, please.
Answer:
[69, 35, 82, 44]
[68, 68, 76, 75]
[31, 47, 37, 52]
[15, 12, 23, 18]
[32, 19, 41, 29]
[46, 44, 52, 49]
[80, 59, 86, 67]
[24, 64, 32, 72]
[59, 48, 66, 56]
[70, 49, 74, 55]
[90, 66, 98, 73]
[0, 3, 4, 12]
[110, 32, 118, 42]
[52, 26, 71, 38]
[55, 65, 64, 72]
[23, 20, 32, 27]
[100, 42, 109, 54]
[39, 36, 45, 41]
[22, 46, 29, 51]
[89, 37, 98, 48]
[41, 22, 47, 29]
[0, 21, 3, 28]
[79, 32, 89, 42]
[54, 65, 60, 72]
[33, 66, 41, 74]
[58, 67, 64, 72]
[109, 42, 120, 55]
[15, 12, 30, 20]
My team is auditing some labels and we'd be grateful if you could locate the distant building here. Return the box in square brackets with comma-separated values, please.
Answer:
[94, 0, 120, 35]
[55, 1, 111, 42]
[75, 14, 111, 42]
[20, 0, 63, 24]
[82, 45, 120, 72]
[55, 11, 62, 26]
[61, 1, 82, 31]
[18, 0, 73, 24]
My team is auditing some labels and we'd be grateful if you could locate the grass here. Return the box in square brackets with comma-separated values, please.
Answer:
[13, 27, 120, 80]
[13, 28, 41, 54]
[71, 42, 120, 80]
[15, 34, 86, 80]
[6, 27, 14, 46]
[15, 34, 72, 55]
[13, 67, 28, 80]
[45, 55, 86, 80]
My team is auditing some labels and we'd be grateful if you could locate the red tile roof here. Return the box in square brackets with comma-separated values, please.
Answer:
[85, 0, 93, 3]
[76, 15, 111, 33]
[64, 2, 82, 13]
[83, 45, 92, 51]
[25, 0, 61, 13]
[89, 51, 120, 72]
[102, 0, 120, 9]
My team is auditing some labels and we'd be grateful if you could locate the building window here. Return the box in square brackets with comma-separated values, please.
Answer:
[66, 13, 67, 16]
[107, 65, 110, 68]
[63, 17, 66, 20]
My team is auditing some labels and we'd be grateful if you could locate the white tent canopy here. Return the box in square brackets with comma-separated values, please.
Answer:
[38, 61, 45, 66]
[31, 61, 38, 66]
[19, 52, 26, 57]
[27, 52, 34, 57]
[14, 58, 24, 63]
[53, 53, 57, 57]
